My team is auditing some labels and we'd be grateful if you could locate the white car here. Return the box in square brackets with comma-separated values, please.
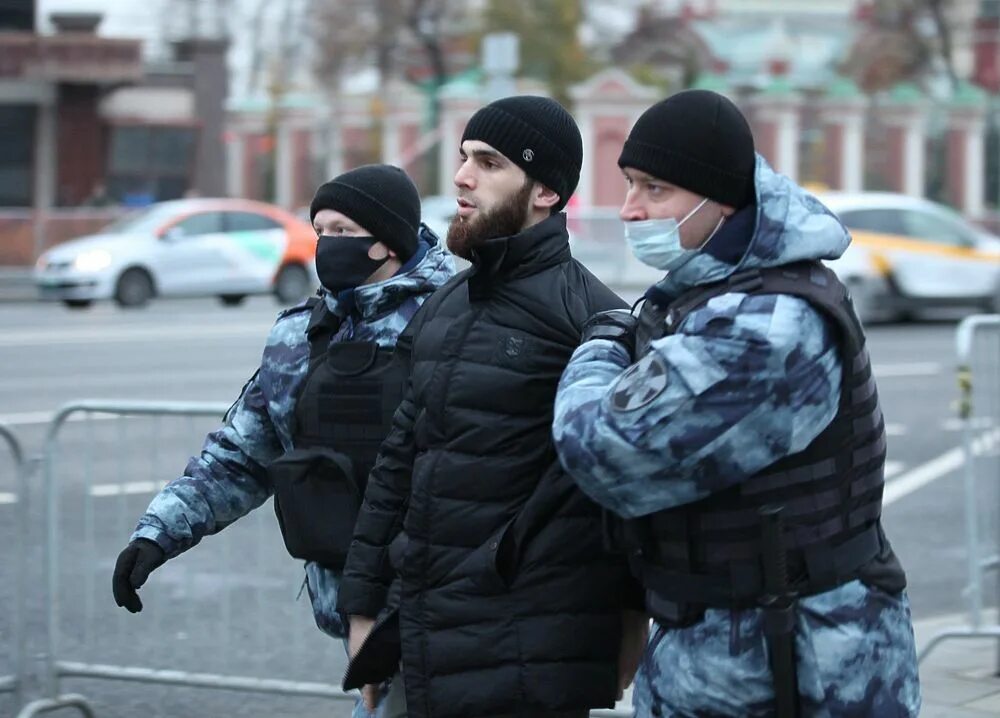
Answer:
[34, 198, 319, 309]
[818, 192, 1000, 323]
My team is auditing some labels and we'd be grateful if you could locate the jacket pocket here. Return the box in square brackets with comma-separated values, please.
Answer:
[442, 518, 517, 594]
[268, 448, 360, 569]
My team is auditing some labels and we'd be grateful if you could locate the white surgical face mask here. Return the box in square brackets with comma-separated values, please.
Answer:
[624, 197, 723, 272]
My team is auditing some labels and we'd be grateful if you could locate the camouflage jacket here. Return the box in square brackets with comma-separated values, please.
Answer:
[131, 228, 455, 640]
[553, 157, 920, 716]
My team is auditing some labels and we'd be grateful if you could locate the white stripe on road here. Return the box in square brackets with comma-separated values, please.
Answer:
[884, 461, 904, 479]
[0, 411, 129, 426]
[941, 417, 996, 432]
[0, 368, 248, 393]
[872, 362, 942, 378]
[0, 492, 17, 505]
[0, 323, 268, 347]
[89, 480, 167, 498]
[884, 428, 1000, 506]
[885, 424, 906, 437]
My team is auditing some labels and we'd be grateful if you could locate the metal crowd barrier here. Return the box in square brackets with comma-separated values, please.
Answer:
[918, 315, 1000, 668]
[17, 400, 355, 718]
[0, 422, 27, 712]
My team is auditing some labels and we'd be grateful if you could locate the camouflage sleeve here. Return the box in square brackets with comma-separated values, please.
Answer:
[553, 293, 842, 518]
[131, 369, 284, 559]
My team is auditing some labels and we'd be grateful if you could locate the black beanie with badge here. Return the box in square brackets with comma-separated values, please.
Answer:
[618, 89, 756, 209]
[461, 95, 583, 212]
[309, 164, 420, 261]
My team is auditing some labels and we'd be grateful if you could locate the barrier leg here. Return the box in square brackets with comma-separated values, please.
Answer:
[15, 694, 97, 718]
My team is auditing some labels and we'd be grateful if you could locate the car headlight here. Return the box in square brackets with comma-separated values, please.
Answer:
[73, 250, 113, 272]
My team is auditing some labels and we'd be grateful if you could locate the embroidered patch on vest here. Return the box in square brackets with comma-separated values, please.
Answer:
[611, 352, 668, 412]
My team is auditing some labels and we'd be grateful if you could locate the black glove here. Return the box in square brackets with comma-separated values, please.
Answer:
[112, 539, 166, 613]
[581, 309, 638, 359]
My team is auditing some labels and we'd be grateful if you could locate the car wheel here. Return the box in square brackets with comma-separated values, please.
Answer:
[219, 294, 247, 307]
[114, 268, 154, 308]
[274, 263, 310, 305]
[62, 299, 92, 309]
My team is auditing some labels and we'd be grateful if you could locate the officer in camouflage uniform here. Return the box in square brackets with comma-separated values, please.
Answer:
[111, 164, 455, 718]
[552, 90, 921, 717]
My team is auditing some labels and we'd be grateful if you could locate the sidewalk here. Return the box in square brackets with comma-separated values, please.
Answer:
[0, 266, 35, 302]
[913, 610, 1000, 717]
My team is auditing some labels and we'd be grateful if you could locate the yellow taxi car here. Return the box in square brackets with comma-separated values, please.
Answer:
[819, 192, 1000, 323]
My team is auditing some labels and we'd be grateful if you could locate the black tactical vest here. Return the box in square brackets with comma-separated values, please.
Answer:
[626, 261, 906, 626]
[268, 298, 407, 569]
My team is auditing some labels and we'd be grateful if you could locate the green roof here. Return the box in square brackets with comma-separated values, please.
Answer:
[825, 76, 863, 100]
[951, 81, 989, 107]
[691, 72, 730, 92]
[886, 82, 924, 104]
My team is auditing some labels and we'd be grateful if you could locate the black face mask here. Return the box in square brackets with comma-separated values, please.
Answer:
[315, 235, 389, 294]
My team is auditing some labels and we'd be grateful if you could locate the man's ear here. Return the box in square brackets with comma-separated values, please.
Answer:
[532, 183, 560, 211]
[369, 242, 394, 261]
[720, 203, 738, 218]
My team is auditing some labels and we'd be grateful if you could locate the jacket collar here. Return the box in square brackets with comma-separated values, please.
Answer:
[468, 213, 571, 297]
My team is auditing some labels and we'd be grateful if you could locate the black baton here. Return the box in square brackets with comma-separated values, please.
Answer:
[759, 505, 799, 718]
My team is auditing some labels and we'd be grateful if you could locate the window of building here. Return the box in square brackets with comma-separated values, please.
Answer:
[107, 125, 198, 204]
[0, 105, 35, 207]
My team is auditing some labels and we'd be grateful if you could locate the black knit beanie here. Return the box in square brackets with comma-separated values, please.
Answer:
[309, 164, 420, 261]
[461, 95, 582, 212]
[618, 89, 756, 209]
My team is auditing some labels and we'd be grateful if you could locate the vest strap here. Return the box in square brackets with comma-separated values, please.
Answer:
[637, 522, 883, 608]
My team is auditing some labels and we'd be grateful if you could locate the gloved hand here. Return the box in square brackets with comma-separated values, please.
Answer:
[112, 539, 166, 613]
[581, 309, 638, 359]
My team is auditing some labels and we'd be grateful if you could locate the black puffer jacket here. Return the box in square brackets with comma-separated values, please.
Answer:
[338, 214, 636, 718]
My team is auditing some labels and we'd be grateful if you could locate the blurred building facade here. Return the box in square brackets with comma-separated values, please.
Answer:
[225, 0, 1000, 225]
[0, 2, 228, 210]
[0, 2, 229, 264]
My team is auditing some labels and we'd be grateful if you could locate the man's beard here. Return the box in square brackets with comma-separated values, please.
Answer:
[446, 179, 534, 260]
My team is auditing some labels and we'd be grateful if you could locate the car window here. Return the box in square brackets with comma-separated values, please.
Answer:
[837, 209, 908, 236]
[898, 209, 976, 248]
[170, 212, 224, 237]
[225, 211, 282, 232]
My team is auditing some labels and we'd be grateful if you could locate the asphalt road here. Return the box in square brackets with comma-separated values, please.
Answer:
[0, 295, 997, 717]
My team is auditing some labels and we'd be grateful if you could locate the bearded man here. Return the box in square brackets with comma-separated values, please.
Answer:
[337, 95, 648, 718]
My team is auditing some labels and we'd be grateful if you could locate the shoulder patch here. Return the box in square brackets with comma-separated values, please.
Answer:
[611, 352, 669, 412]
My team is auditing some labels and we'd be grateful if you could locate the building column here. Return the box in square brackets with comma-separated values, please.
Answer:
[819, 80, 867, 192]
[33, 97, 57, 259]
[748, 88, 803, 182]
[882, 110, 927, 197]
[437, 91, 482, 196]
[575, 110, 595, 208]
[226, 131, 245, 198]
[275, 120, 294, 209]
[946, 84, 989, 218]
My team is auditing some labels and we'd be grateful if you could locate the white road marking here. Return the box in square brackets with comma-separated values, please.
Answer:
[885, 424, 907, 437]
[0, 368, 248, 392]
[0, 323, 268, 348]
[90, 480, 167, 498]
[872, 362, 943, 378]
[884, 461, 905, 479]
[0, 492, 17, 505]
[0, 411, 130, 426]
[942, 417, 996, 432]
[884, 428, 1000, 506]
